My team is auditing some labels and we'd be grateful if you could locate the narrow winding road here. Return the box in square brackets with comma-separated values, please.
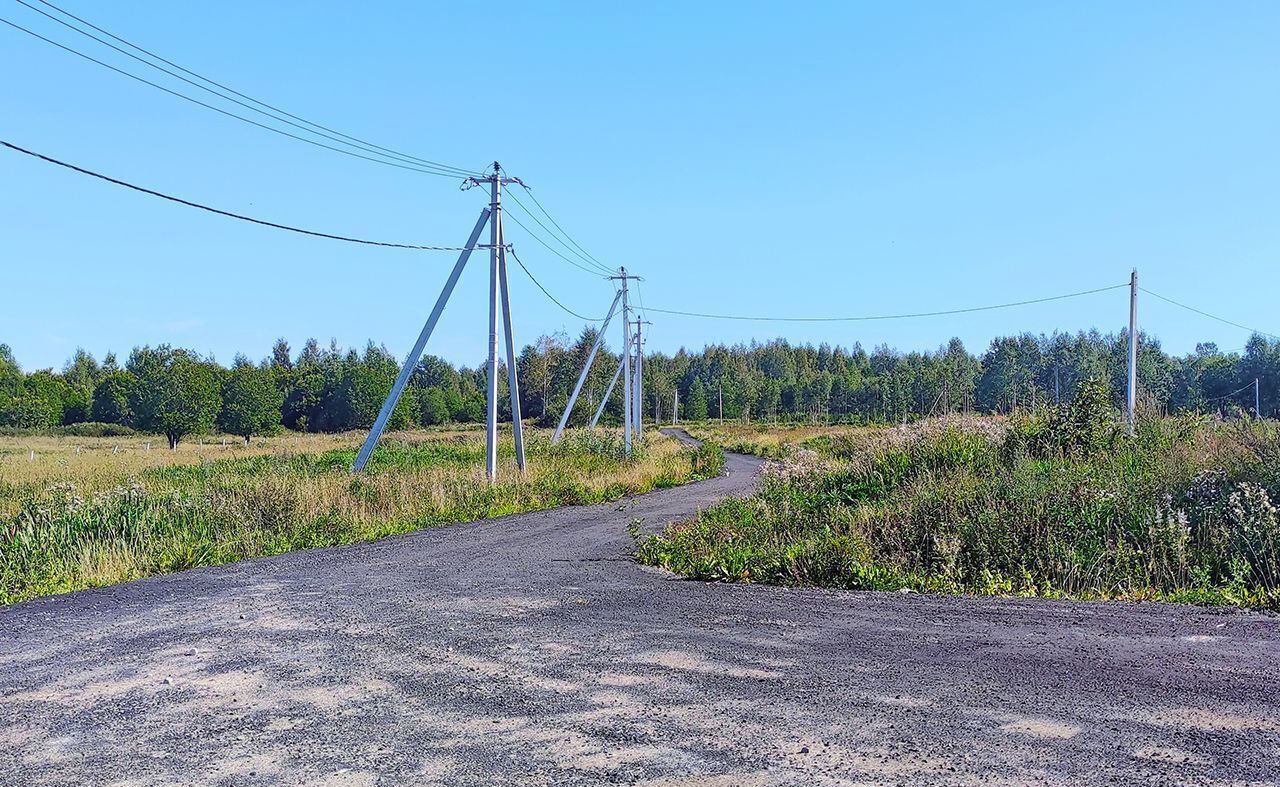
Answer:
[3, 433, 1278, 786]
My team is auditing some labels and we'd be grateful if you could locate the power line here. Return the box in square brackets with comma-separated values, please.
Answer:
[1202, 381, 1256, 403]
[507, 247, 603, 322]
[501, 207, 612, 277]
[1139, 287, 1280, 342]
[634, 277, 650, 320]
[14, 0, 478, 177]
[1, 139, 476, 250]
[512, 180, 611, 271]
[645, 283, 1129, 322]
[503, 189, 613, 275]
[0, 16, 469, 179]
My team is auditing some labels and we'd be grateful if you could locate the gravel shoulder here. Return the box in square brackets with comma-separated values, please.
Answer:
[2, 431, 1279, 786]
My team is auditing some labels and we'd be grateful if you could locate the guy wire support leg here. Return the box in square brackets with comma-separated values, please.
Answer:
[352, 208, 491, 472]
[554, 290, 624, 443]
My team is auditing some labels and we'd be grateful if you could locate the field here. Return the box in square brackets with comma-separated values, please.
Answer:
[0, 427, 721, 604]
[646, 404, 1280, 609]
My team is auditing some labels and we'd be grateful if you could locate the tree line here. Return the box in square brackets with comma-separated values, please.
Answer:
[1, 328, 1276, 446]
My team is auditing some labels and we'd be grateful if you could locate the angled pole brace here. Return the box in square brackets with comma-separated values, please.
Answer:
[590, 330, 638, 429]
[553, 289, 624, 443]
[497, 221, 526, 471]
[352, 207, 492, 472]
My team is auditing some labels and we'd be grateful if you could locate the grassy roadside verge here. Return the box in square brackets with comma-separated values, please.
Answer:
[641, 404, 1280, 610]
[2, 428, 711, 604]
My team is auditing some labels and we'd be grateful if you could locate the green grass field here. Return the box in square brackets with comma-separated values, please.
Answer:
[1, 427, 718, 604]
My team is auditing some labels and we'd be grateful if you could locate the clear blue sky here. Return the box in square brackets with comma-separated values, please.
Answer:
[3, 1, 1278, 371]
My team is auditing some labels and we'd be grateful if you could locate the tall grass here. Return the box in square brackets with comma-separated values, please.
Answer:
[1, 428, 704, 604]
[639, 412, 1280, 609]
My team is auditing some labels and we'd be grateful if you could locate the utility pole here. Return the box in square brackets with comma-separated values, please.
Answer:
[353, 165, 529, 480]
[672, 387, 678, 425]
[480, 164, 528, 480]
[1256, 377, 1261, 419]
[718, 380, 723, 425]
[608, 268, 639, 457]
[1127, 268, 1138, 435]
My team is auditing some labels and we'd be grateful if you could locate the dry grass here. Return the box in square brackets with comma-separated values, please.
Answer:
[1, 427, 706, 603]
[682, 421, 858, 458]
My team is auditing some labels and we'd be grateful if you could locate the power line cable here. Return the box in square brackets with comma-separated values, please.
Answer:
[503, 188, 613, 275]
[1, 139, 477, 250]
[645, 283, 1129, 322]
[501, 207, 612, 277]
[1202, 381, 1256, 403]
[14, 0, 478, 177]
[513, 180, 611, 271]
[634, 277, 650, 320]
[0, 16, 469, 179]
[1139, 287, 1280, 342]
[507, 247, 603, 322]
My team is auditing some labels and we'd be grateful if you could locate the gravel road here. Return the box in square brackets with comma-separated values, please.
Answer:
[3, 431, 1278, 786]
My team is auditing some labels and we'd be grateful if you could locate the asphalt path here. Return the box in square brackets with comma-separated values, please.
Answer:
[3, 430, 1278, 786]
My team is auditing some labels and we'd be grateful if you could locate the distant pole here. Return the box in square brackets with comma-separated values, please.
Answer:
[1127, 268, 1138, 434]
[672, 387, 678, 425]
[718, 380, 724, 425]
[1256, 377, 1261, 419]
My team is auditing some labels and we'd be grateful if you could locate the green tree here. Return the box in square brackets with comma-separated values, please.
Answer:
[419, 387, 449, 425]
[128, 346, 223, 449]
[340, 343, 414, 430]
[219, 357, 285, 444]
[90, 370, 136, 425]
[0, 393, 59, 428]
[686, 378, 708, 421]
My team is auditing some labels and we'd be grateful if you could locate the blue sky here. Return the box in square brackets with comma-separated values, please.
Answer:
[2, 1, 1278, 371]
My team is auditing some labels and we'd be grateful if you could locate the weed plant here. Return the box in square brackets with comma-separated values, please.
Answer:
[640, 384, 1280, 609]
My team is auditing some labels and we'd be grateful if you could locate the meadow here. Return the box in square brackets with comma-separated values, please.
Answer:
[0, 427, 716, 604]
[646, 392, 1280, 609]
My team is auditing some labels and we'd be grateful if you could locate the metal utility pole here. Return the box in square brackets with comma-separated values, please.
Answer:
[553, 290, 623, 443]
[672, 387, 678, 425]
[473, 166, 527, 481]
[355, 163, 526, 481]
[718, 380, 723, 425]
[1256, 377, 1261, 419]
[609, 268, 640, 457]
[1127, 268, 1138, 435]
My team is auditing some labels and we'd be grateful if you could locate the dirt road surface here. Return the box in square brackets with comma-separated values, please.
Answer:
[3, 432, 1278, 785]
